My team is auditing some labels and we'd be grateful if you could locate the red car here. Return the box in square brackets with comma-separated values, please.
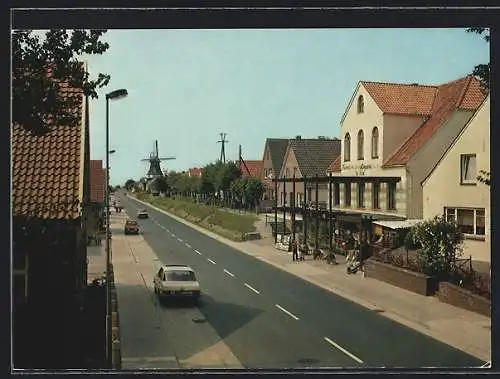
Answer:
[124, 220, 140, 235]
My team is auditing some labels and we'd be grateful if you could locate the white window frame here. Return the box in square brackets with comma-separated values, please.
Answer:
[460, 154, 477, 185]
[444, 207, 486, 237]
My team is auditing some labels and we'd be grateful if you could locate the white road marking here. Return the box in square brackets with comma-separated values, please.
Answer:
[244, 283, 260, 294]
[223, 269, 235, 277]
[275, 304, 299, 321]
[194, 249, 202, 255]
[207, 258, 216, 265]
[323, 337, 364, 364]
[177, 238, 184, 243]
[185, 243, 192, 248]
[171, 234, 176, 238]
[165, 228, 170, 233]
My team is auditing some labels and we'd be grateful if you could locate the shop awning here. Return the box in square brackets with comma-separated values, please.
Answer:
[372, 219, 423, 230]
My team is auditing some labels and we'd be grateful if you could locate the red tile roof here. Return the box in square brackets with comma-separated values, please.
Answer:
[326, 155, 341, 173]
[362, 81, 437, 116]
[383, 75, 486, 167]
[238, 160, 264, 178]
[12, 75, 85, 220]
[90, 160, 105, 204]
[188, 167, 202, 177]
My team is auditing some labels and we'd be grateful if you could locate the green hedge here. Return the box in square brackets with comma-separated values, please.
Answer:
[132, 193, 257, 241]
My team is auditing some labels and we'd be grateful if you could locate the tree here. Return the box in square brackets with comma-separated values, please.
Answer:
[244, 177, 264, 209]
[466, 28, 489, 93]
[155, 176, 169, 193]
[408, 215, 464, 279]
[477, 170, 491, 186]
[124, 179, 136, 190]
[12, 29, 111, 135]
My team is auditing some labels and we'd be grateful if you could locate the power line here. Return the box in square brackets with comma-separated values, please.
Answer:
[217, 132, 229, 164]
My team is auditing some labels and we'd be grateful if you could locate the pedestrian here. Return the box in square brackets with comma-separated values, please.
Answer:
[292, 238, 298, 261]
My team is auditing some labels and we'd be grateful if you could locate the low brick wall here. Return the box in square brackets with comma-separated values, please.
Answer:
[364, 259, 438, 296]
[438, 281, 491, 317]
[109, 264, 121, 370]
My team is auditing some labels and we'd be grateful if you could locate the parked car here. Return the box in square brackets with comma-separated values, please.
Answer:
[153, 265, 201, 304]
[137, 209, 149, 219]
[124, 219, 140, 235]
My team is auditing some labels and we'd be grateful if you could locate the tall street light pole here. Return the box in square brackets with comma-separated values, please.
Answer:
[105, 88, 128, 367]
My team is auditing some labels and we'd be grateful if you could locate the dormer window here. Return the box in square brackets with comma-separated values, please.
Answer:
[371, 127, 379, 158]
[344, 133, 351, 162]
[357, 130, 364, 160]
[357, 95, 364, 114]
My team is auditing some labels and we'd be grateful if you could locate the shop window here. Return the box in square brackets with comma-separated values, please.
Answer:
[357, 183, 365, 208]
[345, 183, 351, 207]
[387, 182, 396, 210]
[372, 182, 380, 209]
[334, 183, 340, 206]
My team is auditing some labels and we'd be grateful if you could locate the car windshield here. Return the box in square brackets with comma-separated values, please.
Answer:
[140, 209, 147, 212]
[126, 221, 138, 226]
[165, 270, 196, 282]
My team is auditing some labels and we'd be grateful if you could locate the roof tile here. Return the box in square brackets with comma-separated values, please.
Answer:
[287, 138, 341, 177]
[12, 75, 85, 220]
[238, 160, 264, 178]
[326, 155, 341, 173]
[383, 75, 486, 167]
[362, 81, 437, 116]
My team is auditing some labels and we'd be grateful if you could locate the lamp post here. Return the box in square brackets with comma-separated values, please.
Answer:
[105, 89, 128, 367]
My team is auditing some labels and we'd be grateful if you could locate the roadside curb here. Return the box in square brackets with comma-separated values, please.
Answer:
[127, 194, 490, 362]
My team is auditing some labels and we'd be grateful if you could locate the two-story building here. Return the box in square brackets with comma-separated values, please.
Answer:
[422, 95, 490, 263]
[277, 136, 341, 208]
[260, 138, 289, 200]
[329, 75, 486, 222]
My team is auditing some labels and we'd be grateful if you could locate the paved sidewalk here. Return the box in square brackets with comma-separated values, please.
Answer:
[131, 196, 491, 363]
[87, 242, 106, 283]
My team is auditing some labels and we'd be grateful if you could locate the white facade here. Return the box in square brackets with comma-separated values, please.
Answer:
[334, 83, 413, 218]
[422, 96, 490, 262]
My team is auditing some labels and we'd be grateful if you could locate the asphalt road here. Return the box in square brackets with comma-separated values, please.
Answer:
[117, 193, 483, 369]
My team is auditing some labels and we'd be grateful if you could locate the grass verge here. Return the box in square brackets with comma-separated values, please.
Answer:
[132, 192, 258, 242]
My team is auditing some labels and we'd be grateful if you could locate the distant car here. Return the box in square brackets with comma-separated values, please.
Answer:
[124, 219, 140, 235]
[137, 209, 149, 219]
[153, 265, 201, 304]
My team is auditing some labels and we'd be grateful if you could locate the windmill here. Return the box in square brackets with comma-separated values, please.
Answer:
[141, 140, 175, 194]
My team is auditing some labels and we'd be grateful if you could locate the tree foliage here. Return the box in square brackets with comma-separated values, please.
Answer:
[124, 179, 135, 190]
[12, 29, 111, 135]
[466, 28, 489, 93]
[407, 216, 463, 279]
[230, 177, 265, 209]
[477, 169, 491, 186]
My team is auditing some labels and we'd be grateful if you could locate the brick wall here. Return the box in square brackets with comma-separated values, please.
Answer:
[438, 282, 490, 317]
[365, 259, 437, 296]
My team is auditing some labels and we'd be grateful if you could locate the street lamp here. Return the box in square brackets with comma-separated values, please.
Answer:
[105, 88, 128, 366]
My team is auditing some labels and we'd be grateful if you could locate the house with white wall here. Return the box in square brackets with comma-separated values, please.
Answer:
[328, 75, 486, 221]
[422, 95, 490, 263]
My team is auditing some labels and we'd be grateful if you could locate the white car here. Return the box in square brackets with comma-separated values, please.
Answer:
[137, 209, 149, 219]
[153, 265, 201, 304]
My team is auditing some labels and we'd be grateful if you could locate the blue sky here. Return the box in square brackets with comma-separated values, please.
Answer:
[84, 28, 489, 186]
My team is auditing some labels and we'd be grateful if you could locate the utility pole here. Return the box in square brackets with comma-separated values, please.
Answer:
[217, 132, 229, 164]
